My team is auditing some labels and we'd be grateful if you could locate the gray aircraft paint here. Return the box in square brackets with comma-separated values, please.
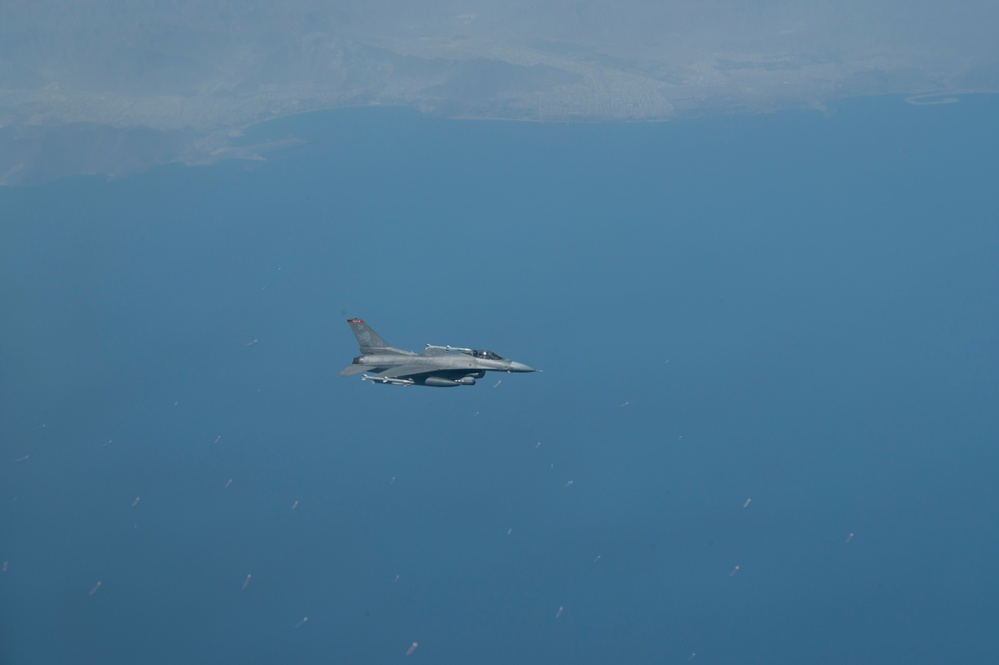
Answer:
[341, 319, 536, 387]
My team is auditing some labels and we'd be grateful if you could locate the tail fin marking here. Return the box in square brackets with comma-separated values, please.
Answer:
[346, 319, 413, 355]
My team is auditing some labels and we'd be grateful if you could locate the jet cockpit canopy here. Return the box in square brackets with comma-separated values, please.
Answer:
[464, 349, 504, 360]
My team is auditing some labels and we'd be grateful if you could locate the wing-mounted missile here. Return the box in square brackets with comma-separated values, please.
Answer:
[421, 345, 447, 356]
[424, 344, 474, 354]
[362, 374, 415, 386]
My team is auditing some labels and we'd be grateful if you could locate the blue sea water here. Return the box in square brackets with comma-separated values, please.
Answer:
[2, 95, 998, 664]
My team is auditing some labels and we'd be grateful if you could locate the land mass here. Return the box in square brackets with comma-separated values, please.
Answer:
[2, 1, 996, 185]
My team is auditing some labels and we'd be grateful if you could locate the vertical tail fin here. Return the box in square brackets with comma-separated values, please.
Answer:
[347, 319, 392, 354]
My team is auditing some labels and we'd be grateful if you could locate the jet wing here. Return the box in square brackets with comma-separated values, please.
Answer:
[369, 364, 438, 379]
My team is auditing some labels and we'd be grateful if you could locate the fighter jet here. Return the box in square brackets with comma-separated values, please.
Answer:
[340, 318, 536, 387]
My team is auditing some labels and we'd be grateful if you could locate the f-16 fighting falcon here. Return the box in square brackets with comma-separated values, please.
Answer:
[340, 319, 536, 387]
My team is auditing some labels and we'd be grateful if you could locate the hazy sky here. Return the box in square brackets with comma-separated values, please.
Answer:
[1, 1, 998, 183]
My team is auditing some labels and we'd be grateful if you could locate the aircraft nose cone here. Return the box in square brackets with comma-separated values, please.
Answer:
[508, 361, 536, 372]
